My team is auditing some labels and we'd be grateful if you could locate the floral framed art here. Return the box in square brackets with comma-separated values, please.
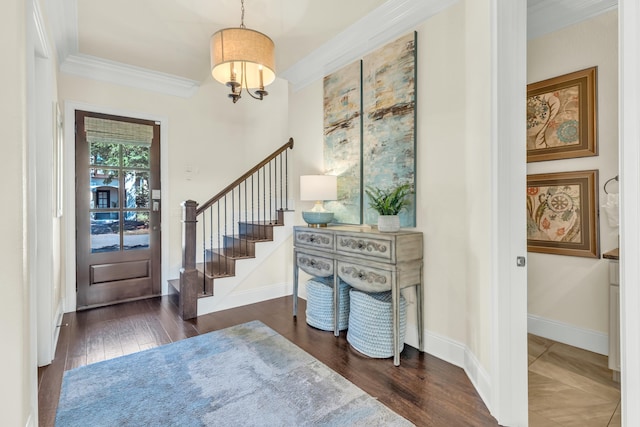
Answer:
[527, 67, 597, 162]
[526, 170, 599, 258]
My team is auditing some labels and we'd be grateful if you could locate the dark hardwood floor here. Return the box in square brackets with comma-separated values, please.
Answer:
[38, 296, 499, 426]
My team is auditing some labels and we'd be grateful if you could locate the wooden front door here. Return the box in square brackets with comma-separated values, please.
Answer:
[75, 110, 161, 309]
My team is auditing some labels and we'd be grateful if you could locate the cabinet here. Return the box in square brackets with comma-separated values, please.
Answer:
[607, 258, 620, 381]
[292, 225, 424, 366]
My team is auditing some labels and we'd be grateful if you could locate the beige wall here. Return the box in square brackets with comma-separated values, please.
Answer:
[59, 74, 290, 285]
[289, 0, 495, 371]
[1, 0, 31, 425]
[527, 11, 618, 337]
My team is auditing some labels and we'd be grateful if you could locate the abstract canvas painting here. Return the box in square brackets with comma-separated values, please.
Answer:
[323, 60, 362, 224]
[323, 32, 417, 227]
[362, 32, 417, 227]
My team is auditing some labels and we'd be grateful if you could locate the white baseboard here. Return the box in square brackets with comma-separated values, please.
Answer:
[52, 303, 64, 359]
[422, 329, 492, 414]
[527, 314, 608, 355]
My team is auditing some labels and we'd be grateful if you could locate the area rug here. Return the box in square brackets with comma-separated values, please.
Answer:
[55, 320, 413, 426]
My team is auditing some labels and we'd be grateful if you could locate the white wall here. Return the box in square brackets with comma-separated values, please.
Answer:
[527, 11, 618, 352]
[1, 0, 33, 425]
[58, 73, 290, 305]
[288, 0, 497, 379]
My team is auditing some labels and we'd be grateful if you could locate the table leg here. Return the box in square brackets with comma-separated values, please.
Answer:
[417, 282, 424, 352]
[333, 262, 339, 337]
[392, 283, 400, 366]
[293, 250, 298, 318]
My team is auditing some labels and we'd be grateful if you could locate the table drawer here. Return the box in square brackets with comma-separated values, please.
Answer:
[338, 261, 391, 293]
[336, 234, 392, 261]
[296, 252, 334, 277]
[295, 229, 334, 250]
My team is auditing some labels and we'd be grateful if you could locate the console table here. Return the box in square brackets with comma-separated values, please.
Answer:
[292, 225, 424, 366]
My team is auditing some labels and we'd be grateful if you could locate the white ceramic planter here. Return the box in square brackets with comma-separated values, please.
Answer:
[378, 215, 400, 232]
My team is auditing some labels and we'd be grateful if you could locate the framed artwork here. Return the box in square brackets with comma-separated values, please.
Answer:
[527, 67, 597, 163]
[526, 170, 599, 258]
[362, 32, 417, 227]
[323, 60, 362, 224]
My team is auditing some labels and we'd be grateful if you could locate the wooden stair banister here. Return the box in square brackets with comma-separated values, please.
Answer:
[196, 138, 294, 215]
[177, 138, 294, 320]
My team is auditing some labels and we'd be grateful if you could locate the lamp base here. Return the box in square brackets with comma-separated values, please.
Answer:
[302, 211, 334, 228]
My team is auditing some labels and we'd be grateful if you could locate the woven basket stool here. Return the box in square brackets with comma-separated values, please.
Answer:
[347, 289, 407, 358]
[305, 276, 350, 331]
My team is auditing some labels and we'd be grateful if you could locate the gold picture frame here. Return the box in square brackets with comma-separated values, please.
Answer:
[526, 170, 599, 258]
[527, 67, 597, 162]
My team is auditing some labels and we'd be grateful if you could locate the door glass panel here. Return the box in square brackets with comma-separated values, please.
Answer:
[123, 211, 149, 250]
[123, 144, 150, 168]
[90, 169, 119, 209]
[124, 171, 149, 208]
[89, 142, 120, 166]
[91, 212, 120, 253]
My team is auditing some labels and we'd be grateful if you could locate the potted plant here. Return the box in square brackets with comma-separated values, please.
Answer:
[365, 183, 413, 232]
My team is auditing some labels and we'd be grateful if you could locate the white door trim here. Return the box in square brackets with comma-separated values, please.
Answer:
[63, 101, 170, 312]
[490, 0, 529, 425]
[619, 1, 640, 424]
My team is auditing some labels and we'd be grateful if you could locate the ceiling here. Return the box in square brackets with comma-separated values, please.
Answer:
[44, 0, 618, 95]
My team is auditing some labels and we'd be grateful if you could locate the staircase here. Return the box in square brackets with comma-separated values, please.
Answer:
[170, 138, 294, 319]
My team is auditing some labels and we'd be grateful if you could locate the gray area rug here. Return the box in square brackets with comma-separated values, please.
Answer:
[55, 320, 413, 426]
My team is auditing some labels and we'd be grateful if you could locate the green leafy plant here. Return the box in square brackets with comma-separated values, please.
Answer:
[365, 183, 413, 216]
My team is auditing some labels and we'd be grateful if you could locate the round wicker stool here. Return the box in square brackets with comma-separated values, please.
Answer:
[305, 277, 350, 331]
[347, 289, 407, 358]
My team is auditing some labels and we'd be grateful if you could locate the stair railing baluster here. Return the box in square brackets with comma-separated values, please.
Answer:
[202, 204, 206, 293]
[285, 149, 289, 210]
[231, 187, 235, 259]
[224, 194, 228, 276]
[244, 180, 248, 256]
[217, 201, 220, 279]
[269, 160, 273, 224]
[262, 167, 266, 238]
[279, 153, 283, 213]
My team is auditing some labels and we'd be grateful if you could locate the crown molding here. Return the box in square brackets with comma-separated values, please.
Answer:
[527, 0, 618, 40]
[60, 54, 200, 98]
[45, 0, 78, 63]
[33, 0, 51, 59]
[280, 0, 459, 92]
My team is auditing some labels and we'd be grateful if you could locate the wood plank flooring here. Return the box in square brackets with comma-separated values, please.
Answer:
[38, 296, 498, 426]
[528, 334, 621, 427]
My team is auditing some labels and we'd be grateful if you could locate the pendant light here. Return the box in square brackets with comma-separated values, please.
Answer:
[210, 0, 275, 103]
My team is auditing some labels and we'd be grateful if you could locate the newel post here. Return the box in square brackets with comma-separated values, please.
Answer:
[179, 200, 198, 320]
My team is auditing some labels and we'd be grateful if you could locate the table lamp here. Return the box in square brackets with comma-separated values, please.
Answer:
[300, 175, 337, 227]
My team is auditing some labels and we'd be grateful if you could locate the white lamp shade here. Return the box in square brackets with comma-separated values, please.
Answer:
[210, 27, 276, 89]
[300, 175, 337, 201]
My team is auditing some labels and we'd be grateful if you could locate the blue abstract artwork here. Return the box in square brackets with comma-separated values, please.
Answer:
[323, 32, 416, 227]
[362, 32, 417, 227]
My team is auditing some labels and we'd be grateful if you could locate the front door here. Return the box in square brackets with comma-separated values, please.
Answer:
[75, 110, 161, 308]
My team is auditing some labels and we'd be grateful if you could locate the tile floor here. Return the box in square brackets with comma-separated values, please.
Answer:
[528, 334, 621, 427]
